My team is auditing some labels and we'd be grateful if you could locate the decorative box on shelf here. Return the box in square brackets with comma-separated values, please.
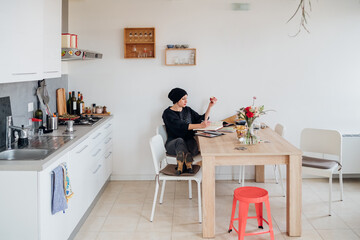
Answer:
[165, 48, 196, 66]
[124, 27, 155, 59]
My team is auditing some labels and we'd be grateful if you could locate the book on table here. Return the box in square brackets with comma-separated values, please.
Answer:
[195, 132, 223, 138]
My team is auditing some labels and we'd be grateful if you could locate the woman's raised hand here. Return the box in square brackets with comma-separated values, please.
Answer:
[209, 96, 217, 107]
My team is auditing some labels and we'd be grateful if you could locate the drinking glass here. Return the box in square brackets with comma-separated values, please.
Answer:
[134, 32, 138, 41]
[139, 32, 143, 41]
[129, 32, 132, 42]
[149, 32, 153, 41]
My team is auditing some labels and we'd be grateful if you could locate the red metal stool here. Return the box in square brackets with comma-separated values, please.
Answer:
[228, 186, 275, 240]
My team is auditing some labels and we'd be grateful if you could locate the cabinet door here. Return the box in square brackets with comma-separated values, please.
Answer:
[43, 0, 61, 78]
[38, 153, 75, 240]
[8, 0, 43, 82]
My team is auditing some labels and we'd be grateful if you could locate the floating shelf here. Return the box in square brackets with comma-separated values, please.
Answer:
[165, 48, 196, 66]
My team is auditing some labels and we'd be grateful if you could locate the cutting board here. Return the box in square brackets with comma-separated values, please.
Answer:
[56, 88, 67, 115]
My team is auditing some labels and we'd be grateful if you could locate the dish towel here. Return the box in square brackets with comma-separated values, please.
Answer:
[51, 165, 68, 215]
[61, 162, 74, 202]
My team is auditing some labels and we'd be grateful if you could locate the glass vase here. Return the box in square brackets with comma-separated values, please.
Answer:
[244, 123, 258, 145]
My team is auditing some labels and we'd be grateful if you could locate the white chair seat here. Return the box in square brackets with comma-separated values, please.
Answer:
[302, 156, 340, 170]
[159, 168, 202, 181]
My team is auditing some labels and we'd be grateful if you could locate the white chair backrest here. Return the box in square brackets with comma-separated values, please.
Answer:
[274, 123, 285, 137]
[150, 135, 167, 174]
[156, 125, 168, 144]
[300, 128, 342, 160]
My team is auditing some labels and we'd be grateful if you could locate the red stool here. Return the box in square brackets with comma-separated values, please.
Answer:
[228, 186, 274, 240]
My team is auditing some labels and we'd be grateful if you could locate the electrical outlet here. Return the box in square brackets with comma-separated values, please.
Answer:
[28, 102, 34, 112]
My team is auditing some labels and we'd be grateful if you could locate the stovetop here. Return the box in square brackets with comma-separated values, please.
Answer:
[59, 115, 103, 126]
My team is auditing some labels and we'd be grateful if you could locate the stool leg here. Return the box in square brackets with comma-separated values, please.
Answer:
[264, 198, 275, 240]
[255, 202, 263, 229]
[238, 202, 249, 240]
[228, 197, 237, 233]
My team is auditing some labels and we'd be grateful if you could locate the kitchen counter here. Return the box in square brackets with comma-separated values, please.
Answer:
[0, 115, 114, 171]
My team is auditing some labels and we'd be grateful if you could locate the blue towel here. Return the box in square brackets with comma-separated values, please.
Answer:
[51, 165, 68, 215]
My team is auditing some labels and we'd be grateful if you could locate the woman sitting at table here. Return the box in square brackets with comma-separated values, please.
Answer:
[162, 87, 217, 175]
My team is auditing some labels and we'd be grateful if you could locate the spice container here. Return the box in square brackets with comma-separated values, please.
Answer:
[96, 106, 103, 114]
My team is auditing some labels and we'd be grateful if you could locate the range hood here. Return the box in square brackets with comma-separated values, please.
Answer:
[61, 48, 102, 61]
[61, 0, 102, 61]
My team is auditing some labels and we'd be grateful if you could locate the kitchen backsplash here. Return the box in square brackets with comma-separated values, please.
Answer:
[0, 75, 68, 127]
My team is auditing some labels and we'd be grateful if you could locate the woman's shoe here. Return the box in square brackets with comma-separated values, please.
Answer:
[176, 151, 185, 175]
[185, 153, 194, 174]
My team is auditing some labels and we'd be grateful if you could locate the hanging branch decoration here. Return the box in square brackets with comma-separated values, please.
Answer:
[287, 0, 312, 36]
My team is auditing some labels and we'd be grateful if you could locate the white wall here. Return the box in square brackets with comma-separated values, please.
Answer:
[67, 0, 360, 180]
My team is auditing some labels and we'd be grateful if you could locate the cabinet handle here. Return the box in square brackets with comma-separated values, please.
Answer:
[105, 151, 112, 159]
[44, 70, 59, 73]
[104, 137, 112, 144]
[105, 123, 112, 129]
[12, 72, 37, 75]
[92, 132, 102, 139]
[92, 149, 101, 157]
[76, 144, 89, 154]
[93, 164, 102, 174]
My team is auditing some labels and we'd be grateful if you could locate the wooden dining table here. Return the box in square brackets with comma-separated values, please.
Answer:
[198, 127, 302, 238]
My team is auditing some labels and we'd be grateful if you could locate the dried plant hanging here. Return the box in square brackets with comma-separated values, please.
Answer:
[287, 0, 312, 37]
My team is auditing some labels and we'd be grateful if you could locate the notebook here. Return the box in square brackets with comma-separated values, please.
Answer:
[193, 121, 223, 131]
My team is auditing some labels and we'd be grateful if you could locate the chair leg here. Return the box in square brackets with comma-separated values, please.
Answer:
[273, 165, 279, 184]
[329, 175, 333, 216]
[188, 180, 192, 199]
[238, 166, 245, 186]
[197, 181, 202, 223]
[264, 198, 275, 240]
[255, 202, 263, 228]
[238, 203, 249, 240]
[150, 178, 160, 222]
[277, 165, 286, 197]
[159, 179, 166, 204]
[339, 170, 344, 201]
[238, 166, 242, 184]
[228, 196, 237, 232]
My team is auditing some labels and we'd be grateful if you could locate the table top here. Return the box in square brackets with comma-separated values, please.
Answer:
[198, 127, 302, 157]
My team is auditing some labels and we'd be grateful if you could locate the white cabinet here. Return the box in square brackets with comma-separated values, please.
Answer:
[9, 0, 43, 82]
[0, 0, 61, 84]
[43, 0, 62, 78]
[0, 118, 113, 240]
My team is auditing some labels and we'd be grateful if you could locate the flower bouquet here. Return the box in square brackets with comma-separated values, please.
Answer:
[237, 97, 266, 144]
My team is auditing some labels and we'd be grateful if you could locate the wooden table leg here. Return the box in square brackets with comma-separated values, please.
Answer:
[286, 154, 302, 236]
[255, 165, 265, 183]
[202, 156, 215, 238]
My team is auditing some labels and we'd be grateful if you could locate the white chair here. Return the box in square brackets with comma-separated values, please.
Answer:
[300, 128, 344, 216]
[238, 124, 286, 197]
[149, 134, 202, 223]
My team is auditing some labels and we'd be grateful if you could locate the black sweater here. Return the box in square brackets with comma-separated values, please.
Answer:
[162, 106, 205, 142]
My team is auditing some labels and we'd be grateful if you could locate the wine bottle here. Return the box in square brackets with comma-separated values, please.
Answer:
[71, 91, 77, 115]
[76, 92, 81, 115]
[67, 91, 72, 114]
[80, 94, 85, 115]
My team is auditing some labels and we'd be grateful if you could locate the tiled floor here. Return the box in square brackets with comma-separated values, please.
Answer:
[75, 178, 360, 240]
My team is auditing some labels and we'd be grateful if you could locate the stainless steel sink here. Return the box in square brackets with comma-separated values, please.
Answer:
[0, 149, 51, 160]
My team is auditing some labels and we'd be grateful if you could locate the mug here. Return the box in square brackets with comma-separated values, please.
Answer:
[47, 116, 58, 130]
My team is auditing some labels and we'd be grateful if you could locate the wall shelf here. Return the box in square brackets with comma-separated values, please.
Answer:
[124, 27, 155, 59]
[165, 48, 196, 66]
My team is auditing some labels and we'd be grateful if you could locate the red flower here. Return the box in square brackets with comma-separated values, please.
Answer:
[246, 111, 254, 118]
[245, 106, 251, 112]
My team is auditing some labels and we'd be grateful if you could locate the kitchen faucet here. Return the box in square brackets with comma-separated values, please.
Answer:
[6, 116, 29, 149]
